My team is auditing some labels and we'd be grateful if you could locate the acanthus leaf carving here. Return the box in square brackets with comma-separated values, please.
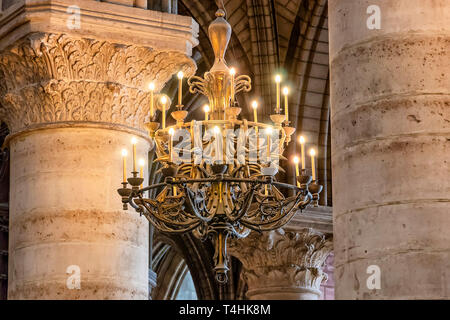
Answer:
[0, 32, 196, 134]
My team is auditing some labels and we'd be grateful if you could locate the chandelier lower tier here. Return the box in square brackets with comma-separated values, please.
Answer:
[117, 7, 323, 284]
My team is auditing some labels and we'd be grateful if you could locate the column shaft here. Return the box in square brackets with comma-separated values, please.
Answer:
[329, 0, 450, 299]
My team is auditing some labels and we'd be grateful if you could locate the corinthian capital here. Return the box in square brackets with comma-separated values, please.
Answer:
[229, 228, 333, 299]
[0, 33, 195, 135]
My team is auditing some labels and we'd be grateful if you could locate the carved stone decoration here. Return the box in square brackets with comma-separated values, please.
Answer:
[0, 33, 196, 134]
[229, 228, 333, 300]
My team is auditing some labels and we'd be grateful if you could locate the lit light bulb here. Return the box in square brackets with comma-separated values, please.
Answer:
[283, 87, 289, 95]
[139, 158, 145, 167]
[169, 128, 175, 136]
[251, 101, 258, 109]
[121, 149, 128, 157]
[230, 67, 236, 75]
[275, 75, 281, 83]
[131, 137, 138, 145]
[148, 82, 155, 91]
[161, 96, 167, 104]
[299, 136, 305, 144]
[213, 126, 220, 134]
[204, 105, 210, 113]
[309, 148, 316, 157]
[266, 127, 273, 135]
[177, 71, 184, 79]
[293, 156, 299, 164]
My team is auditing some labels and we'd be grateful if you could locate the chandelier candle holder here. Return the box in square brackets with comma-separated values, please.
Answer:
[117, 7, 323, 284]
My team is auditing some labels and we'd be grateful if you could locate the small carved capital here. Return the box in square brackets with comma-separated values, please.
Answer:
[229, 228, 333, 295]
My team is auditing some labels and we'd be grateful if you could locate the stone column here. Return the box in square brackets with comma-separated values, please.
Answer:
[329, 0, 450, 299]
[229, 228, 332, 300]
[0, 1, 197, 299]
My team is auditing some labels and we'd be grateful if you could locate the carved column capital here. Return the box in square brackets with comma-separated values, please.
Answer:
[0, 32, 196, 136]
[229, 228, 333, 300]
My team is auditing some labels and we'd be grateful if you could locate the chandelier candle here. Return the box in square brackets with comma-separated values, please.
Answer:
[283, 87, 289, 120]
[266, 127, 272, 163]
[275, 75, 281, 113]
[252, 101, 258, 123]
[121, 149, 128, 183]
[177, 71, 184, 106]
[230, 68, 236, 103]
[169, 128, 175, 162]
[204, 105, 210, 121]
[161, 96, 167, 129]
[294, 156, 300, 187]
[149, 82, 155, 118]
[139, 158, 145, 188]
[131, 137, 137, 172]
[299, 136, 306, 170]
[310, 148, 316, 181]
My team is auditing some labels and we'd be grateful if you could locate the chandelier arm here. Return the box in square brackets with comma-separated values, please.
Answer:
[136, 196, 200, 227]
[184, 188, 216, 223]
[240, 192, 311, 228]
[227, 184, 259, 222]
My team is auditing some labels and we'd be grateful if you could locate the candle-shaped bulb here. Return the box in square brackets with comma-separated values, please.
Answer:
[121, 149, 128, 183]
[299, 135, 306, 170]
[203, 104, 210, 121]
[168, 127, 175, 136]
[266, 127, 273, 135]
[275, 75, 281, 113]
[299, 135, 305, 144]
[168, 128, 175, 162]
[177, 71, 184, 79]
[230, 67, 236, 76]
[148, 82, 155, 91]
[131, 137, 137, 172]
[252, 101, 258, 109]
[275, 75, 281, 83]
[293, 155, 300, 187]
[293, 156, 299, 164]
[121, 149, 128, 157]
[160, 96, 167, 104]
[310, 148, 316, 181]
[213, 126, 220, 134]
[283, 87, 289, 95]
[139, 158, 145, 167]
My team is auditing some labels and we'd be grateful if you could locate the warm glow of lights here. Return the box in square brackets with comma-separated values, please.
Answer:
[203, 105, 210, 113]
[131, 137, 138, 145]
[299, 136, 305, 144]
[160, 96, 167, 104]
[283, 87, 289, 95]
[148, 82, 155, 91]
[266, 127, 273, 135]
[275, 75, 281, 83]
[177, 71, 184, 79]
[121, 149, 128, 157]
[293, 156, 299, 164]
[139, 158, 145, 167]
[230, 67, 236, 75]
[309, 148, 316, 157]
[169, 128, 175, 136]
[251, 101, 258, 109]
[213, 126, 220, 134]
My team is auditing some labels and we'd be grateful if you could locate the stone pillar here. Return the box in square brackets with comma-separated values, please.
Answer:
[329, 0, 450, 299]
[229, 228, 332, 300]
[0, 1, 197, 299]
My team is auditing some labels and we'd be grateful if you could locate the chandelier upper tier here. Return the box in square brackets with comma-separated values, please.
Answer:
[117, 8, 323, 283]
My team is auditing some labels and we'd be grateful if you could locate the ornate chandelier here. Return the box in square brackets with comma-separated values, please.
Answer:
[117, 7, 323, 284]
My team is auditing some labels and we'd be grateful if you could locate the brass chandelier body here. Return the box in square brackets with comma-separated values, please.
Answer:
[118, 9, 323, 283]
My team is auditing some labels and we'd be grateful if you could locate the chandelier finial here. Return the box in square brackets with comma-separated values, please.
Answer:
[208, 3, 231, 73]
